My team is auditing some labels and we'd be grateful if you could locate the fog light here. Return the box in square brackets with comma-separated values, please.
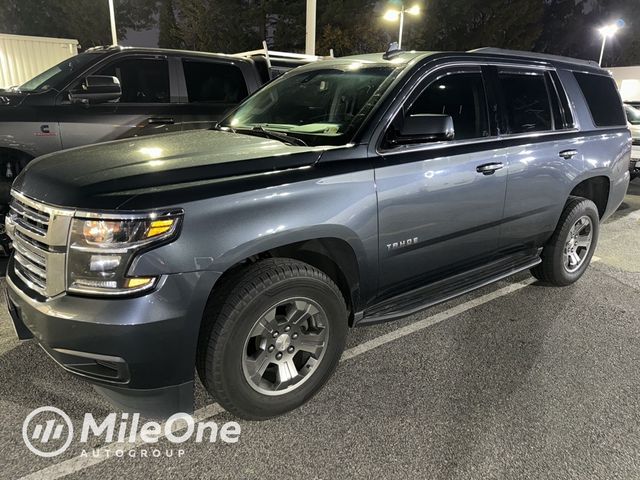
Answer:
[89, 255, 121, 275]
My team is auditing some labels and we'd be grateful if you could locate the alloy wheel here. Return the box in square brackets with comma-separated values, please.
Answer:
[563, 215, 593, 273]
[242, 297, 329, 396]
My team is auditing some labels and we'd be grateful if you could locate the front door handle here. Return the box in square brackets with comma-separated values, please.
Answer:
[559, 149, 578, 159]
[476, 162, 504, 175]
[148, 117, 175, 125]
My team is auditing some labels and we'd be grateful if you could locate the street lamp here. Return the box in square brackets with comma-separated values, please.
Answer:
[597, 19, 624, 66]
[384, 4, 420, 49]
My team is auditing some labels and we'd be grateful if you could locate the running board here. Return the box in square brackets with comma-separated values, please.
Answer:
[358, 252, 541, 325]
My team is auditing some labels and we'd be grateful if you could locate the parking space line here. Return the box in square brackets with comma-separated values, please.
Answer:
[341, 279, 535, 361]
[17, 278, 534, 480]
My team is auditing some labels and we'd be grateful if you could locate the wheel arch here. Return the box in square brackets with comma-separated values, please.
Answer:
[0, 146, 34, 163]
[569, 175, 610, 219]
[209, 233, 368, 327]
[0, 147, 34, 181]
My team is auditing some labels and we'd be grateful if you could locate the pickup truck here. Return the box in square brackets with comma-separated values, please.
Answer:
[5, 47, 631, 420]
[0, 45, 316, 252]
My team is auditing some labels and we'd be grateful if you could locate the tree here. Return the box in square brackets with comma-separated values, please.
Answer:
[173, 0, 305, 53]
[158, 0, 182, 48]
[581, 0, 640, 66]
[416, 0, 544, 52]
[316, 0, 390, 56]
[536, 0, 640, 66]
[0, 0, 158, 49]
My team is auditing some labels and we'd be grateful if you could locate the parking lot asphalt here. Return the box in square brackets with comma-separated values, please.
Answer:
[0, 179, 639, 480]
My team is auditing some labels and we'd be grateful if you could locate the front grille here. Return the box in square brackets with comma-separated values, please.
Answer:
[6, 191, 73, 297]
[633, 139, 640, 146]
[13, 233, 47, 290]
[9, 198, 50, 237]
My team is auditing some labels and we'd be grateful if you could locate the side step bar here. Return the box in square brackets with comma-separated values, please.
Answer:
[357, 252, 541, 325]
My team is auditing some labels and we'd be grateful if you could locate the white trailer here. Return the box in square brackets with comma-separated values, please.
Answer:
[608, 66, 640, 103]
[0, 33, 79, 89]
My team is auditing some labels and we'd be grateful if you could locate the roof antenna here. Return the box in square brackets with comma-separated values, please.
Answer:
[383, 41, 402, 60]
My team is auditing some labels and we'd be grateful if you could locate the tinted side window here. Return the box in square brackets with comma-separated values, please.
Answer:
[574, 72, 626, 127]
[96, 57, 169, 103]
[408, 72, 490, 140]
[498, 71, 552, 133]
[182, 60, 248, 104]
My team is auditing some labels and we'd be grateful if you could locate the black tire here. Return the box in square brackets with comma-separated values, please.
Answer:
[197, 258, 348, 420]
[530, 197, 599, 286]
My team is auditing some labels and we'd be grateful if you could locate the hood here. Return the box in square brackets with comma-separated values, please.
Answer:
[13, 129, 326, 210]
[630, 123, 640, 141]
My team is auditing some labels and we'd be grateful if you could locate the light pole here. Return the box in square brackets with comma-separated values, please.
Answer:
[384, 4, 420, 50]
[108, 0, 118, 46]
[597, 19, 624, 66]
[305, 0, 316, 55]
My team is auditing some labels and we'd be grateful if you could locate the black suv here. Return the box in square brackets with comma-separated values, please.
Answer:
[0, 46, 313, 250]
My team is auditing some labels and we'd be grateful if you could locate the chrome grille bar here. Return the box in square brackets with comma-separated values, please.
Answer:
[6, 191, 74, 297]
[12, 238, 46, 269]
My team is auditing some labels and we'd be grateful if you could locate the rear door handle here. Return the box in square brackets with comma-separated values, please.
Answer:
[476, 162, 504, 175]
[559, 149, 578, 159]
[148, 117, 175, 125]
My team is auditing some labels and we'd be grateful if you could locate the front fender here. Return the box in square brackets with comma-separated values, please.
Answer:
[131, 167, 379, 305]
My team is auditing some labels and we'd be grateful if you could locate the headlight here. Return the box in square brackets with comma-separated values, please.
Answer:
[67, 211, 182, 296]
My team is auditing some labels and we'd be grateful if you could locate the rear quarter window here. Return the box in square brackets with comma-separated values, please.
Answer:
[574, 72, 626, 127]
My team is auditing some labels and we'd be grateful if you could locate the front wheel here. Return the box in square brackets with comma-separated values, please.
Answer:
[197, 258, 348, 420]
[531, 197, 600, 286]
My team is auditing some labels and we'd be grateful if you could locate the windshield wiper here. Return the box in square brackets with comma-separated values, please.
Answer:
[235, 126, 308, 147]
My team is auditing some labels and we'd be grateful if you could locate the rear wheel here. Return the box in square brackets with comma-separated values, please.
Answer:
[531, 197, 599, 286]
[197, 258, 348, 420]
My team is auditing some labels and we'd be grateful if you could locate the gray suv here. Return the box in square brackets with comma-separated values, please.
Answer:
[5, 47, 631, 419]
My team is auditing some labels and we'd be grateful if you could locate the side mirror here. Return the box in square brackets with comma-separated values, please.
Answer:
[69, 76, 121, 104]
[395, 114, 455, 145]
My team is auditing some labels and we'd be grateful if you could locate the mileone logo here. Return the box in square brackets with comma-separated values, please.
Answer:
[23, 406, 241, 458]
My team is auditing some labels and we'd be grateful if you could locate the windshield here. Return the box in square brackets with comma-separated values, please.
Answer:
[625, 105, 640, 125]
[221, 64, 401, 146]
[19, 52, 101, 92]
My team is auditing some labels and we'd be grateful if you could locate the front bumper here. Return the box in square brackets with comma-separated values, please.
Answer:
[5, 258, 220, 417]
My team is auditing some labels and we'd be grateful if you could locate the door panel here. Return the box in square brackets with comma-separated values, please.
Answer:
[58, 103, 184, 149]
[376, 148, 507, 296]
[500, 137, 583, 250]
[375, 67, 507, 298]
[57, 55, 180, 149]
[494, 67, 583, 251]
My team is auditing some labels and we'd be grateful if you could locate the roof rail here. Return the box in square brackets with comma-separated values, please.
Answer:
[233, 41, 326, 63]
[233, 41, 327, 80]
[468, 47, 600, 68]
